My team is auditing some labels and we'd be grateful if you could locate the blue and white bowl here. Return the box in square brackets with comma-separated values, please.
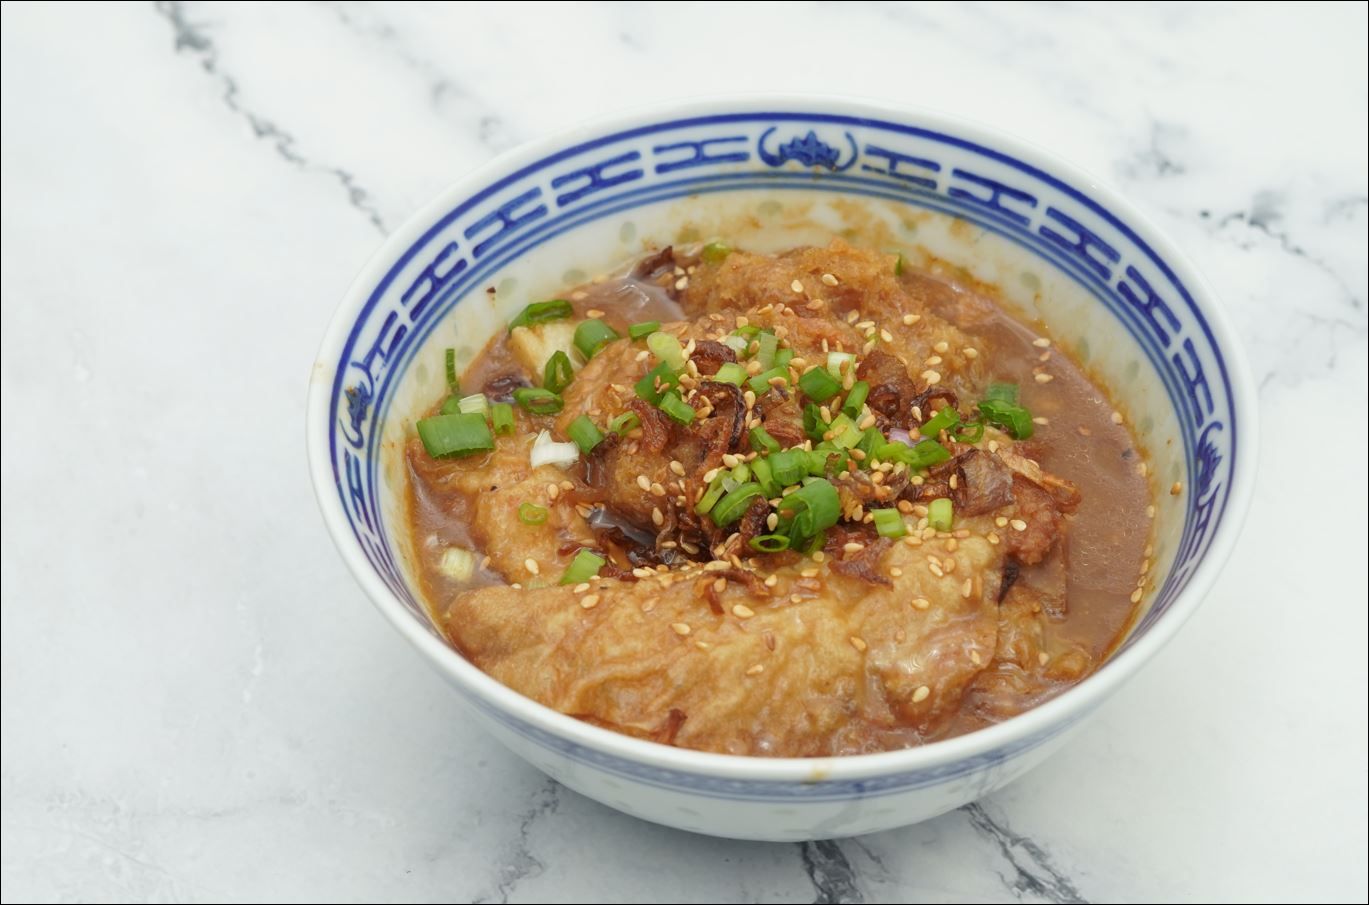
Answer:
[307, 97, 1256, 841]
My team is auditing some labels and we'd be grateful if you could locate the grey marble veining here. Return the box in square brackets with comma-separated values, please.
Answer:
[2, 2, 1365, 902]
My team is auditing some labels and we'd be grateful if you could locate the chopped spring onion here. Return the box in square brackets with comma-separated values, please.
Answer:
[543, 351, 574, 393]
[440, 395, 463, 415]
[920, 405, 961, 439]
[513, 387, 563, 415]
[872, 508, 906, 538]
[518, 502, 549, 525]
[875, 438, 952, 469]
[841, 380, 870, 418]
[658, 391, 696, 425]
[634, 361, 679, 404]
[567, 415, 605, 453]
[722, 334, 749, 355]
[803, 403, 828, 441]
[750, 457, 777, 496]
[928, 498, 954, 532]
[774, 347, 794, 369]
[457, 393, 489, 415]
[647, 331, 685, 370]
[730, 461, 751, 483]
[798, 367, 841, 402]
[711, 481, 764, 526]
[808, 446, 848, 475]
[438, 547, 477, 581]
[857, 426, 885, 460]
[608, 411, 640, 435]
[491, 402, 515, 435]
[694, 474, 728, 515]
[827, 351, 857, 379]
[749, 534, 790, 553]
[558, 549, 605, 585]
[828, 414, 863, 449]
[628, 321, 660, 340]
[701, 241, 732, 263]
[573, 318, 620, 359]
[714, 362, 747, 386]
[768, 449, 808, 487]
[508, 299, 573, 331]
[530, 429, 579, 468]
[777, 478, 840, 543]
[416, 412, 494, 458]
[755, 331, 779, 368]
[747, 366, 788, 395]
[444, 347, 459, 392]
[954, 419, 985, 443]
[733, 324, 761, 340]
[749, 426, 780, 455]
[894, 251, 905, 277]
[984, 382, 1019, 404]
[978, 399, 1034, 440]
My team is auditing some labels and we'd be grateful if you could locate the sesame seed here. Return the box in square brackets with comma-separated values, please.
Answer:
[722, 453, 740, 468]
[963, 347, 979, 359]
[1034, 372, 1054, 383]
[819, 272, 839, 287]
[849, 636, 868, 652]
[632, 567, 654, 579]
[961, 578, 973, 598]
[635, 349, 649, 362]
[1146, 504, 1156, 518]
[732, 604, 755, 619]
[672, 623, 691, 636]
[800, 567, 819, 578]
[703, 468, 720, 483]
[580, 594, 600, 609]
[1010, 519, 1028, 532]
[812, 551, 826, 563]
[670, 460, 686, 476]
[858, 414, 877, 430]
[1038, 651, 1050, 666]
[651, 507, 664, 526]
[1032, 416, 1049, 426]
[650, 482, 666, 497]
[586, 308, 605, 318]
[842, 542, 865, 555]
[921, 369, 942, 385]
[636, 475, 651, 491]
[1032, 337, 1051, 348]
[1111, 411, 1124, 425]
[791, 279, 805, 293]
[560, 480, 574, 492]
[943, 557, 957, 573]
[925, 355, 943, 366]
[987, 532, 1000, 545]
[746, 663, 765, 675]
[880, 328, 894, 343]
[928, 560, 944, 577]
[712, 577, 727, 593]
[547, 482, 560, 499]
[912, 685, 930, 703]
[1130, 588, 1143, 603]
[524, 558, 540, 575]
[573, 582, 590, 593]
[675, 276, 689, 291]
[902, 313, 921, 326]
[970, 650, 982, 665]
[1170, 481, 1183, 496]
[995, 516, 1009, 527]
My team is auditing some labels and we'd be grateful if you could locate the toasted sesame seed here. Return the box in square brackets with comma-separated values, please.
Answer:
[1110, 411, 1124, 425]
[880, 328, 894, 343]
[1146, 504, 1156, 518]
[995, 516, 1009, 527]
[712, 578, 727, 594]
[1032, 416, 1049, 426]
[921, 369, 942, 385]
[963, 346, 979, 359]
[650, 482, 666, 496]
[925, 355, 943, 366]
[790, 593, 803, 603]
[586, 308, 605, 318]
[675, 276, 689, 291]
[546, 482, 561, 500]
[636, 475, 651, 491]
[524, 558, 540, 575]
[746, 663, 765, 675]
[912, 685, 931, 703]
[1032, 337, 1051, 348]
[732, 604, 755, 619]
[849, 636, 868, 652]
[1137, 462, 1149, 477]
[800, 567, 820, 578]
[928, 560, 944, 577]
[671, 623, 691, 636]
[651, 507, 664, 526]
[1130, 588, 1144, 603]
[812, 550, 827, 563]
[987, 532, 1000, 545]
[889, 566, 903, 578]
[1034, 372, 1054, 383]
[632, 567, 654, 579]
[790, 279, 805, 293]
[1170, 481, 1183, 496]
[961, 578, 973, 598]
[669, 460, 686, 476]
[858, 414, 877, 430]
[580, 594, 600, 609]
[945, 538, 959, 552]
[943, 557, 957, 573]
[634, 349, 649, 362]
[902, 313, 921, 326]
[1010, 518, 1028, 532]
[970, 650, 982, 665]
[573, 582, 590, 593]
[1038, 651, 1050, 666]
[842, 542, 865, 555]
[817, 272, 839, 287]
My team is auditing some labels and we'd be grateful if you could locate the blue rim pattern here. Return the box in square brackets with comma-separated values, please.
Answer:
[325, 113, 1238, 801]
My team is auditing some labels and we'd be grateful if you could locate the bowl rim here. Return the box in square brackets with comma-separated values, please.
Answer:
[306, 93, 1258, 782]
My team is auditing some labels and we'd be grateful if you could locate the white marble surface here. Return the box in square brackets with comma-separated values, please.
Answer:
[2, 2, 1366, 902]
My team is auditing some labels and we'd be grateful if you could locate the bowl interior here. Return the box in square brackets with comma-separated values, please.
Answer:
[316, 105, 1245, 746]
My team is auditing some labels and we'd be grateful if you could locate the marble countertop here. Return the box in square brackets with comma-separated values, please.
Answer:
[2, 3, 1365, 902]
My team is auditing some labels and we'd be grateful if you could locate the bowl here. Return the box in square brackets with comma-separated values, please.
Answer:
[307, 96, 1256, 841]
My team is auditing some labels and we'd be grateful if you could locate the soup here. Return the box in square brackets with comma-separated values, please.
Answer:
[405, 240, 1153, 757]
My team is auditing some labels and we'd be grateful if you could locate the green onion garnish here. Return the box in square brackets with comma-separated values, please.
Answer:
[827, 351, 856, 379]
[857, 426, 885, 461]
[803, 403, 828, 441]
[491, 402, 515, 435]
[978, 399, 1034, 440]
[701, 241, 732, 263]
[558, 549, 605, 585]
[808, 446, 848, 475]
[634, 361, 679, 404]
[755, 331, 779, 368]
[875, 439, 952, 469]
[984, 382, 1019, 404]
[749, 534, 790, 553]
[828, 414, 862, 449]
[714, 362, 747, 386]
[774, 347, 794, 369]
[543, 351, 574, 393]
[750, 457, 777, 496]
[749, 426, 780, 455]
[440, 395, 463, 415]
[776, 478, 840, 543]
[657, 391, 695, 425]
[567, 415, 605, 453]
[747, 366, 788, 395]
[928, 498, 954, 532]
[920, 405, 961, 439]
[894, 252, 905, 277]
[694, 475, 728, 515]
[954, 419, 985, 443]
[711, 482, 763, 526]
[445, 347, 459, 392]
[573, 318, 620, 359]
[628, 321, 660, 340]
[841, 380, 869, 418]
[768, 449, 808, 487]
[416, 412, 494, 458]
[608, 411, 640, 435]
[872, 508, 906, 538]
[456, 393, 488, 415]
[509, 299, 573, 332]
[798, 367, 841, 402]
[647, 331, 685, 370]
[518, 502, 549, 525]
[733, 324, 761, 341]
[513, 387, 563, 415]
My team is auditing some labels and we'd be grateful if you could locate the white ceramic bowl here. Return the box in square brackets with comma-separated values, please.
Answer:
[307, 96, 1256, 841]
